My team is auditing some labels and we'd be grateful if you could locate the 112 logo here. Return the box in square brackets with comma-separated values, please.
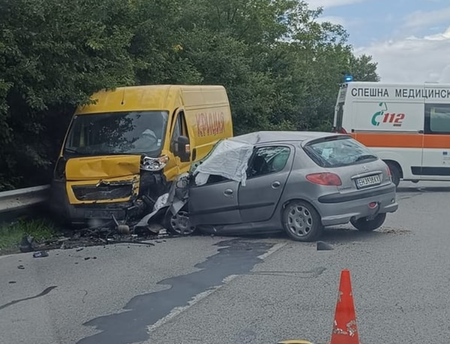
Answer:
[371, 102, 405, 127]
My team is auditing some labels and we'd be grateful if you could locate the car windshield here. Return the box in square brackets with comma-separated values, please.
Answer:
[304, 136, 378, 168]
[64, 111, 169, 157]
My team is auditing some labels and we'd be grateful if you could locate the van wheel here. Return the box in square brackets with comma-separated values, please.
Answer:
[282, 201, 323, 242]
[386, 162, 401, 187]
[351, 213, 386, 231]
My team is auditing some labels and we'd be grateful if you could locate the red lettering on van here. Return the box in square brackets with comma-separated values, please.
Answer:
[196, 111, 226, 137]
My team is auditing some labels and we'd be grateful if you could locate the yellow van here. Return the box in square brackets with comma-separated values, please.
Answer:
[50, 85, 233, 226]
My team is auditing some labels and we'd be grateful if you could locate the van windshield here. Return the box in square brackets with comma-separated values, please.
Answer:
[64, 111, 169, 157]
[304, 136, 378, 168]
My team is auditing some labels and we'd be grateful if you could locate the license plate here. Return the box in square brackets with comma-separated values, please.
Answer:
[356, 174, 381, 188]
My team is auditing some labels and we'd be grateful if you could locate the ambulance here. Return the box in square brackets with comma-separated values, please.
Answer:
[333, 81, 450, 187]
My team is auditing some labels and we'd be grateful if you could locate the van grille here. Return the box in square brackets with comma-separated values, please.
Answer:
[72, 184, 133, 201]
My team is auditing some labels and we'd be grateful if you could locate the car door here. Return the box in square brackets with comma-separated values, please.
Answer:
[188, 177, 242, 226]
[238, 145, 293, 223]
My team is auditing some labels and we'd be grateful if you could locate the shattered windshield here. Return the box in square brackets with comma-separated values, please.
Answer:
[305, 136, 378, 167]
[64, 111, 169, 157]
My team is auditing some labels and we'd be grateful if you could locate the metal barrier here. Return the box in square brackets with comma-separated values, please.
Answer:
[0, 185, 51, 219]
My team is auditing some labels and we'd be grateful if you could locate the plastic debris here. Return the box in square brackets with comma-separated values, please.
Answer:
[317, 241, 334, 251]
[33, 251, 49, 258]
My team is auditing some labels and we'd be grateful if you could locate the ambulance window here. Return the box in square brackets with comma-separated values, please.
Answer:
[425, 104, 450, 134]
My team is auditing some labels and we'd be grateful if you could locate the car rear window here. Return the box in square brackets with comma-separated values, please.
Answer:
[304, 136, 378, 168]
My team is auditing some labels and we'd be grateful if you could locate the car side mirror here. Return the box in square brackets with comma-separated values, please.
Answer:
[174, 136, 191, 162]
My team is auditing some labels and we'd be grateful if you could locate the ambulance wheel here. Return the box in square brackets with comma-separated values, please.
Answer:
[386, 162, 400, 187]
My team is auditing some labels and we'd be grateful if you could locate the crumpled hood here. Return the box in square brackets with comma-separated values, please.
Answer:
[65, 155, 141, 181]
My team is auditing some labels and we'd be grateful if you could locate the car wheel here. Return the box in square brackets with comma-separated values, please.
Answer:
[282, 201, 323, 242]
[165, 207, 196, 236]
[351, 213, 386, 231]
[386, 162, 401, 187]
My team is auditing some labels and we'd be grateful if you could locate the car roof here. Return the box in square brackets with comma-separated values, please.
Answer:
[229, 131, 346, 145]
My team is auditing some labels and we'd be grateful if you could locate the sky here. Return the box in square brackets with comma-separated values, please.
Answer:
[306, 0, 450, 83]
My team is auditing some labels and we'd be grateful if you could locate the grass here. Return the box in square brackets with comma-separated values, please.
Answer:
[0, 217, 57, 254]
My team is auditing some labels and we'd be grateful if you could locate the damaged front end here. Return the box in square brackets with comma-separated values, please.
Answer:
[134, 139, 255, 236]
[51, 154, 171, 232]
[135, 172, 194, 235]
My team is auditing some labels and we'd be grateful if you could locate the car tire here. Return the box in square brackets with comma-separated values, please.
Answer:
[351, 213, 386, 231]
[282, 201, 323, 242]
[386, 162, 401, 187]
[164, 206, 197, 236]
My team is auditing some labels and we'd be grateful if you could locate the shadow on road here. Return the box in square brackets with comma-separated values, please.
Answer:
[397, 186, 450, 193]
[194, 225, 405, 244]
[320, 226, 384, 243]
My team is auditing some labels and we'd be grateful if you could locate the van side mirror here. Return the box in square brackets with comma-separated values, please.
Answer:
[174, 136, 191, 162]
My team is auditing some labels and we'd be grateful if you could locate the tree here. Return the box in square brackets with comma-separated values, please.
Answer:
[0, 0, 380, 190]
[0, 0, 136, 190]
[348, 54, 380, 82]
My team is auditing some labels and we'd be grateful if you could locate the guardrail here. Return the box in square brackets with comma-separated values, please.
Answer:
[0, 185, 51, 221]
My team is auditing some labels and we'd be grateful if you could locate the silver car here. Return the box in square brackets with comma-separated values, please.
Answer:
[177, 131, 399, 242]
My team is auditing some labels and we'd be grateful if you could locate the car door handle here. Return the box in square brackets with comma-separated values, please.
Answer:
[224, 189, 234, 196]
[272, 181, 281, 189]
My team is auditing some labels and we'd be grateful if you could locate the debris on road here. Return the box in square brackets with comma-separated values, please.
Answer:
[379, 226, 411, 235]
[12, 219, 176, 255]
[33, 251, 49, 258]
[17, 265, 25, 269]
[317, 241, 334, 251]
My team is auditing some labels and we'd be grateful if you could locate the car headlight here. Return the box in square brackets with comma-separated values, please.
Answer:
[141, 155, 169, 172]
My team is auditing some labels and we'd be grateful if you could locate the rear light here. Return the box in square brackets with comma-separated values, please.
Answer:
[306, 173, 342, 186]
[387, 166, 391, 177]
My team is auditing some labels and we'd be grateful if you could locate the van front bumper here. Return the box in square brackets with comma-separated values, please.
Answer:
[50, 180, 145, 226]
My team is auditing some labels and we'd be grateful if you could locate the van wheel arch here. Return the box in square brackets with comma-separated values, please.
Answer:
[383, 160, 402, 187]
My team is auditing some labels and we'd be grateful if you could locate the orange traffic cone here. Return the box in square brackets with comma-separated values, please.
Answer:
[329, 269, 361, 344]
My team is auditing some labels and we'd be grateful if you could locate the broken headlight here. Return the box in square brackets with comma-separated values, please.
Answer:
[141, 155, 169, 172]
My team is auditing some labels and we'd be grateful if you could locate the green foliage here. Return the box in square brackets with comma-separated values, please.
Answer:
[0, 217, 56, 253]
[0, 0, 379, 190]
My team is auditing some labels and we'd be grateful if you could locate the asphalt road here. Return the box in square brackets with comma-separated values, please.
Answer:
[1, 181, 450, 344]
